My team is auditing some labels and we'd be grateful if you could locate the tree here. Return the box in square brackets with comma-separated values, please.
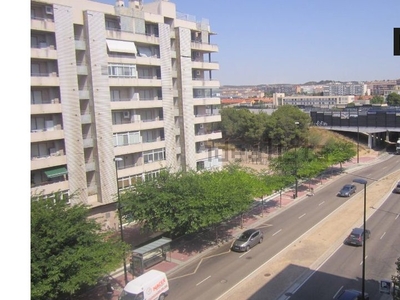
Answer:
[386, 93, 400, 106]
[370, 95, 384, 104]
[393, 257, 400, 299]
[120, 166, 266, 237]
[31, 195, 127, 300]
[265, 105, 311, 149]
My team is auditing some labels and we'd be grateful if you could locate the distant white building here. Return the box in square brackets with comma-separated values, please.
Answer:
[273, 94, 354, 108]
[323, 82, 367, 96]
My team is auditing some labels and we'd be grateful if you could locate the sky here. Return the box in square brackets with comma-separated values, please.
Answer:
[96, 0, 400, 85]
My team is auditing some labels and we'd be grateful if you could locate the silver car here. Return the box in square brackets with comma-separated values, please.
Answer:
[232, 229, 263, 252]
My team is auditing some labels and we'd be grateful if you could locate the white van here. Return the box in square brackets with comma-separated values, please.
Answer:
[119, 270, 169, 300]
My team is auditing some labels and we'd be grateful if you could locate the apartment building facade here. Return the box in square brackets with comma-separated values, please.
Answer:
[322, 82, 367, 96]
[30, 0, 222, 228]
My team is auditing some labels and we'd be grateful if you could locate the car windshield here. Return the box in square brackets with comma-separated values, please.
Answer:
[342, 186, 351, 191]
[238, 233, 251, 240]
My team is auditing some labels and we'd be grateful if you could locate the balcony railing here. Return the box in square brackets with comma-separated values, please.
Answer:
[195, 130, 221, 136]
[194, 113, 220, 117]
[142, 137, 165, 143]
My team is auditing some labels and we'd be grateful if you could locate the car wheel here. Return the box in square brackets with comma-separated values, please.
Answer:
[159, 294, 165, 300]
[259, 237, 263, 244]
[246, 245, 250, 252]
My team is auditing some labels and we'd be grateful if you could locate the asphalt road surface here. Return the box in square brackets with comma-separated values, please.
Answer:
[166, 154, 400, 300]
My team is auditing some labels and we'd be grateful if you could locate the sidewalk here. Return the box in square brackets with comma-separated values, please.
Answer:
[102, 151, 387, 300]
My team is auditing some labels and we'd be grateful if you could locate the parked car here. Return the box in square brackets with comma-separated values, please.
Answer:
[336, 289, 369, 300]
[338, 184, 357, 197]
[232, 229, 263, 252]
[344, 228, 371, 246]
[393, 181, 400, 194]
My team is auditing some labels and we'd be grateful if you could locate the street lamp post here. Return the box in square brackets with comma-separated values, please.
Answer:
[114, 157, 128, 285]
[294, 121, 300, 199]
[357, 108, 360, 164]
[353, 178, 367, 300]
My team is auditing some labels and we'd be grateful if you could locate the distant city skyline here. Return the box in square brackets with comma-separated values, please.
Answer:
[97, 0, 400, 86]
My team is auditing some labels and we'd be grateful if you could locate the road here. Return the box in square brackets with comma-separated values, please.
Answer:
[166, 154, 400, 300]
[283, 191, 400, 300]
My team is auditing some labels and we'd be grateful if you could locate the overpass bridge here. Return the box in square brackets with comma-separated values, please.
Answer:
[309, 108, 400, 149]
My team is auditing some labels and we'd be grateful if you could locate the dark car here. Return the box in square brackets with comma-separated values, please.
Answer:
[232, 229, 263, 252]
[393, 181, 400, 194]
[338, 184, 357, 197]
[336, 289, 369, 300]
[345, 228, 371, 246]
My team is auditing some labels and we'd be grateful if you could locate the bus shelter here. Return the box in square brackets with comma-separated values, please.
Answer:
[130, 237, 172, 276]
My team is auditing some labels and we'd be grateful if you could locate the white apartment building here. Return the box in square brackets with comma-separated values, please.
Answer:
[31, 0, 222, 228]
[273, 94, 354, 108]
[322, 82, 367, 96]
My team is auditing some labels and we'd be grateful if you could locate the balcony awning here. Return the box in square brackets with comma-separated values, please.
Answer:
[106, 39, 137, 54]
[44, 167, 68, 179]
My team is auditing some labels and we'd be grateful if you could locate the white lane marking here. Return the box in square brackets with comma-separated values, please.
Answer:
[299, 213, 306, 219]
[272, 229, 282, 236]
[333, 286, 344, 299]
[360, 256, 368, 265]
[396, 214, 399, 220]
[380, 232, 386, 239]
[239, 250, 250, 258]
[196, 275, 211, 286]
[319, 201, 325, 206]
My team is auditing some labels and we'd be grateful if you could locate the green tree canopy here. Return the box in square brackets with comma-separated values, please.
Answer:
[370, 95, 384, 104]
[265, 105, 311, 149]
[31, 195, 127, 300]
[386, 92, 400, 106]
[120, 166, 269, 237]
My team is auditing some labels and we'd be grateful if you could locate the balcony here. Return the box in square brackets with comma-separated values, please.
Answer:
[113, 119, 164, 132]
[81, 114, 92, 124]
[194, 113, 221, 124]
[136, 56, 161, 66]
[133, 32, 160, 45]
[75, 40, 86, 50]
[31, 72, 59, 86]
[79, 90, 90, 99]
[31, 17, 55, 32]
[191, 41, 218, 53]
[195, 148, 219, 161]
[85, 161, 96, 172]
[31, 103, 62, 114]
[77, 65, 88, 75]
[110, 98, 162, 109]
[31, 128, 64, 142]
[193, 97, 221, 106]
[106, 29, 135, 42]
[114, 139, 165, 156]
[195, 130, 222, 142]
[108, 76, 162, 87]
[116, 160, 167, 178]
[31, 152, 67, 171]
[83, 138, 94, 148]
[31, 47, 57, 60]
[191, 60, 219, 70]
[192, 78, 220, 88]
[31, 180, 69, 196]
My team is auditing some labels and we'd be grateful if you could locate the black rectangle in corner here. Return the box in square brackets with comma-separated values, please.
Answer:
[394, 28, 400, 56]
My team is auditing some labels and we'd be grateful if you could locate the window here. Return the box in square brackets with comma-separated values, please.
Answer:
[143, 148, 165, 164]
[110, 89, 120, 101]
[108, 64, 136, 78]
[113, 131, 141, 147]
[31, 90, 43, 104]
